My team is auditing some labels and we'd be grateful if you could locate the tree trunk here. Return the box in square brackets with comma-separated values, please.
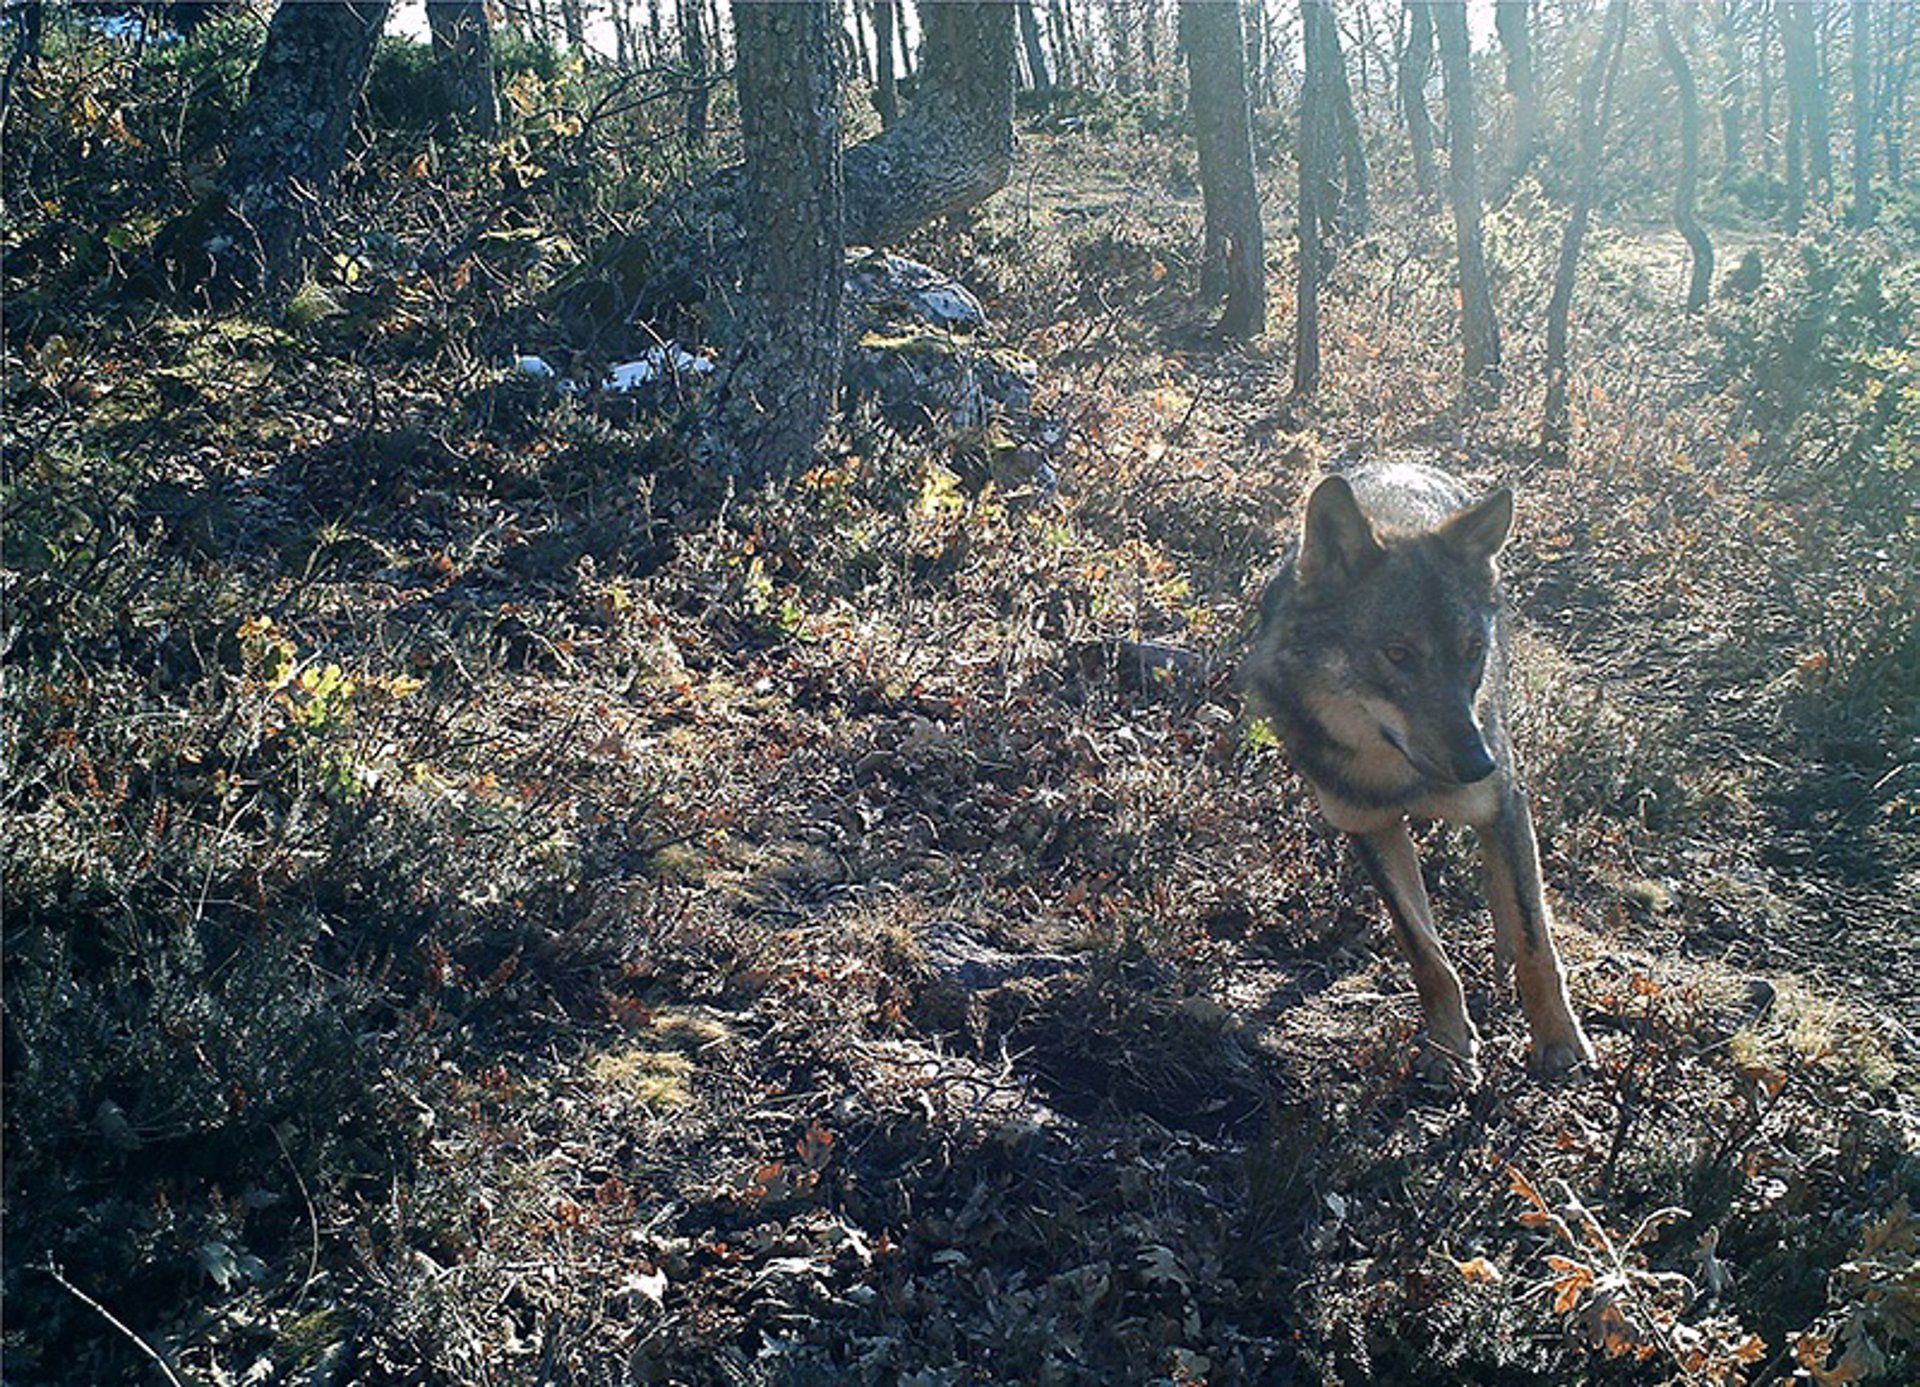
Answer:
[680, 0, 711, 148]
[1399, 1, 1438, 201]
[561, 0, 586, 50]
[850, 0, 873, 86]
[1107, 0, 1136, 95]
[428, 0, 499, 138]
[1716, 0, 1746, 187]
[1295, 0, 1338, 393]
[1020, 0, 1051, 90]
[1884, 3, 1912, 184]
[1049, 0, 1074, 86]
[1807, 0, 1834, 202]
[1849, 0, 1873, 227]
[1494, 0, 1537, 187]
[1181, 0, 1265, 339]
[1327, 5, 1368, 238]
[1542, 0, 1629, 458]
[164, 0, 390, 298]
[1435, 0, 1500, 406]
[1758, 0, 1776, 178]
[1655, 3, 1712, 310]
[0, 0, 44, 153]
[1780, 0, 1815, 226]
[843, 1, 1016, 247]
[872, 1, 899, 125]
[716, 1, 844, 481]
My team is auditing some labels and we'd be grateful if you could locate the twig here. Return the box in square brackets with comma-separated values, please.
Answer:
[271, 1125, 322, 1310]
[40, 1261, 188, 1387]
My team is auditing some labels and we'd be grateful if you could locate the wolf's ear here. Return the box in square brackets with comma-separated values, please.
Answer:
[1437, 486, 1514, 562]
[1298, 476, 1384, 585]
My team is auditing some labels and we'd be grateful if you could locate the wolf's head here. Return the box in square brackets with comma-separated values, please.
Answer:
[1250, 473, 1514, 790]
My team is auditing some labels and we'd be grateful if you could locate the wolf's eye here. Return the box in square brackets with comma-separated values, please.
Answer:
[1465, 638, 1487, 663]
[1382, 643, 1414, 667]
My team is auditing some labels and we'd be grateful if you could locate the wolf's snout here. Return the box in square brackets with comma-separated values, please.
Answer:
[1450, 734, 1497, 784]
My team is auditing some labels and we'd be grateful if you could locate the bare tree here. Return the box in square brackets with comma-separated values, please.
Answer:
[1850, 0, 1873, 227]
[1295, 0, 1339, 392]
[715, 1, 844, 480]
[1181, 0, 1265, 338]
[428, 0, 499, 138]
[680, 0, 710, 149]
[1779, 0, 1826, 225]
[1435, 0, 1500, 405]
[1327, 2, 1368, 237]
[1018, 0, 1051, 90]
[161, 0, 391, 298]
[1049, 0, 1075, 86]
[1399, 0, 1439, 201]
[1655, 2, 1712, 310]
[1494, 0, 1537, 187]
[1543, 0, 1629, 459]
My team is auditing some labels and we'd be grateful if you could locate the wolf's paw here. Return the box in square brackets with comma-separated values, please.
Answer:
[1413, 1032, 1484, 1091]
[1527, 1030, 1597, 1081]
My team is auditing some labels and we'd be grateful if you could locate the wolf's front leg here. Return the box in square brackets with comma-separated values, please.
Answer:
[1353, 822, 1483, 1088]
[1475, 792, 1595, 1077]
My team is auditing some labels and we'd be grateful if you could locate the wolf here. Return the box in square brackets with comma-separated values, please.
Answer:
[1241, 462, 1595, 1085]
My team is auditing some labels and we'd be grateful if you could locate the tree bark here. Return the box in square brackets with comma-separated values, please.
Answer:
[1849, 0, 1873, 227]
[428, 0, 499, 138]
[1655, 3, 1712, 311]
[1049, 0, 1075, 86]
[843, 0, 1015, 247]
[1883, 3, 1912, 184]
[1181, 0, 1265, 339]
[1714, 0, 1748, 186]
[1494, 0, 1537, 187]
[680, 0, 710, 149]
[1295, 0, 1338, 393]
[1435, 0, 1500, 406]
[872, 1, 899, 125]
[1779, 0, 1826, 224]
[1399, 1, 1438, 202]
[1107, 0, 1136, 95]
[164, 0, 390, 298]
[1020, 0, 1052, 90]
[715, 1, 844, 481]
[1542, 0, 1628, 459]
[1327, 5, 1368, 238]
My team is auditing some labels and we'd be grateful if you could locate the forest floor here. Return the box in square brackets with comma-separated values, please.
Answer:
[6, 114, 1919, 1386]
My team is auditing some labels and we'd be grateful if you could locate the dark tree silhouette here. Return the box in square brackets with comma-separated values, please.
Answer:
[160, 0, 390, 298]
[1327, 3, 1368, 238]
[1543, 0, 1629, 459]
[427, 0, 499, 138]
[1181, 0, 1265, 339]
[1655, 2, 1713, 311]
[1494, 0, 1537, 186]
[1435, 0, 1500, 405]
[1398, 0, 1438, 202]
[714, 1, 844, 481]
[1295, 0, 1340, 393]
[1850, 0, 1873, 228]
[1019, 0, 1052, 90]
[1778, 0, 1829, 225]
[679, 0, 710, 149]
[872, 0, 899, 126]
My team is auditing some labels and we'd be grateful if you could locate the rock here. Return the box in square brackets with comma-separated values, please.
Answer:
[844, 251, 989, 333]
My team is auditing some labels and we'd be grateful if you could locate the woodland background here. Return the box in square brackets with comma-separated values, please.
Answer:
[3, 1, 1917, 1383]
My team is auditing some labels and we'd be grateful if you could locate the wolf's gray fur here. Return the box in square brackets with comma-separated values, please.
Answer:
[1243, 463, 1593, 1084]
